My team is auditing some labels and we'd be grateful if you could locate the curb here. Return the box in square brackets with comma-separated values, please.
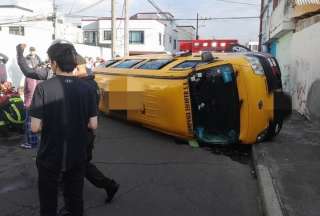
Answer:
[252, 145, 284, 216]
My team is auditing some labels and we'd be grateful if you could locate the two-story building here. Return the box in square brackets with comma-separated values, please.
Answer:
[260, 0, 320, 121]
[82, 12, 195, 56]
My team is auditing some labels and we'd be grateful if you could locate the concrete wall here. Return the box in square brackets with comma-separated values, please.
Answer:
[260, 0, 320, 122]
[269, 0, 294, 39]
[275, 31, 293, 93]
[288, 21, 320, 121]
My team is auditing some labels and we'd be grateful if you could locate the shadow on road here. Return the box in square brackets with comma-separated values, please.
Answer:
[204, 144, 252, 165]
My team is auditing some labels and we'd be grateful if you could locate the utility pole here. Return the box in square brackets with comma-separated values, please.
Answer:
[258, 0, 264, 51]
[52, 0, 57, 40]
[111, 0, 117, 58]
[124, 0, 129, 56]
[196, 13, 199, 40]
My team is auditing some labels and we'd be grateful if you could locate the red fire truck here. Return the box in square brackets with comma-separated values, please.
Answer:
[179, 39, 239, 53]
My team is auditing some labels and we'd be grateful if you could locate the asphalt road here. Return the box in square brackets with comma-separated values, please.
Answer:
[0, 116, 262, 216]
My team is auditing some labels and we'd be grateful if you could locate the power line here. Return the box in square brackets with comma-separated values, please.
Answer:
[71, 0, 106, 14]
[64, 14, 101, 18]
[215, 0, 259, 6]
[146, 0, 173, 20]
[68, 0, 77, 14]
[0, 17, 48, 26]
[62, 15, 260, 20]
[133, 16, 260, 21]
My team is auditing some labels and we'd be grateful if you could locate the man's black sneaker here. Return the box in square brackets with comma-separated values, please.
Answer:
[105, 180, 120, 203]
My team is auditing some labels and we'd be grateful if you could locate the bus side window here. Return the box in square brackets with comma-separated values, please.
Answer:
[139, 59, 172, 70]
[113, 59, 144, 68]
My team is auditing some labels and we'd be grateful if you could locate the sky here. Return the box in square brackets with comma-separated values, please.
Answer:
[3, 0, 261, 43]
[57, 0, 261, 43]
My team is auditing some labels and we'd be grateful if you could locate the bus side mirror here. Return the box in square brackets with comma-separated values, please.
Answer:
[201, 52, 214, 62]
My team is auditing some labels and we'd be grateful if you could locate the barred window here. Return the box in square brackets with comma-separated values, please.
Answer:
[104, 30, 112, 40]
[9, 26, 24, 36]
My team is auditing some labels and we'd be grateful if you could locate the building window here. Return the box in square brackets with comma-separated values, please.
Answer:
[9, 26, 24, 36]
[169, 36, 172, 44]
[84, 31, 97, 45]
[163, 35, 166, 46]
[129, 31, 144, 44]
[104, 30, 112, 40]
[174, 39, 177, 49]
[159, 33, 162, 45]
[0, 26, 2, 31]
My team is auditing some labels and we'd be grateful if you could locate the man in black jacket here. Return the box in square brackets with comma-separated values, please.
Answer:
[16, 42, 119, 205]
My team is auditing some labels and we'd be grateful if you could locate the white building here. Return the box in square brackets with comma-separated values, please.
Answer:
[246, 41, 259, 52]
[259, 0, 320, 121]
[82, 12, 195, 56]
[0, 1, 110, 88]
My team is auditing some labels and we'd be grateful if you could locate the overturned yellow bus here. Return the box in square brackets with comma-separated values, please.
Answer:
[94, 51, 291, 145]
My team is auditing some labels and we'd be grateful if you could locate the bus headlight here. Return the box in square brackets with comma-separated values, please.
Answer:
[246, 56, 264, 75]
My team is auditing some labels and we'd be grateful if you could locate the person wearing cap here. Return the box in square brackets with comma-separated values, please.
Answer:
[30, 42, 98, 216]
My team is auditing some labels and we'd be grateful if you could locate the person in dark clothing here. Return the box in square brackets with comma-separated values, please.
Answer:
[76, 57, 119, 204]
[17, 42, 119, 204]
[30, 43, 98, 216]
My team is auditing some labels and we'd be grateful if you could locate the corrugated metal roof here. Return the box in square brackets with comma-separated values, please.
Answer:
[295, 0, 320, 5]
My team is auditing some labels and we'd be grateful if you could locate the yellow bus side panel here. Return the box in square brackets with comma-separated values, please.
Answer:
[127, 77, 193, 139]
[234, 65, 249, 144]
[95, 74, 193, 139]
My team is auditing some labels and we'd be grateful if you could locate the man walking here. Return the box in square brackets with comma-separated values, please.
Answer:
[76, 56, 119, 204]
[17, 42, 119, 205]
[30, 42, 98, 216]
